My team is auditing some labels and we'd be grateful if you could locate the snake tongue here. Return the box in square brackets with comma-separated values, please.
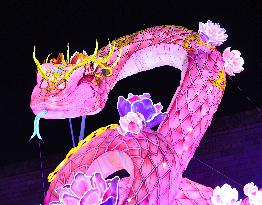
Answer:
[30, 109, 48, 141]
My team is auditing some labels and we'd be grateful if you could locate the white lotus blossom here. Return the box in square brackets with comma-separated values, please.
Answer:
[211, 184, 242, 205]
[244, 182, 262, 205]
[198, 20, 228, 46]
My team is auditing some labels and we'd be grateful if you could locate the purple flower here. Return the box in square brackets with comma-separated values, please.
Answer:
[117, 93, 166, 136]
[49, 172, 120, 205]
[198, 20, 228, 46]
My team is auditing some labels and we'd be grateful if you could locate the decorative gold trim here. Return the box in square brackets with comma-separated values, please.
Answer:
[209, 68, 226, 90]
[64, 41, 122, 81]
[35, 39, 122, 88]
[66, 43, 70, 63]
[162, 25, 193, 32]
[184, 33, 216, 51]
[47, 124, 119, 182]
[33, 46, 49, 81]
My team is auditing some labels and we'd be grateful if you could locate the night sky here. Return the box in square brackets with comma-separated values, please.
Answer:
[0, 0, 260, 173]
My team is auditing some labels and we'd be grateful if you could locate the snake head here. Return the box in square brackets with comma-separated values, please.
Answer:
[30, 41, 121, 119]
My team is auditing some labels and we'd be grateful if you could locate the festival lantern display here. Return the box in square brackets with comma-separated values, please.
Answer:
[30, 21, 259, 205]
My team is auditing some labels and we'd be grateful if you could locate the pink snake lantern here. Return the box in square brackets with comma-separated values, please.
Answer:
[30, 23, 251, 204]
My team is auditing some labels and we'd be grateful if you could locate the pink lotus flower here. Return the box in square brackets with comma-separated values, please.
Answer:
[243, 182, 262, 205]
[198, 20, 228, 46]
[49, 172, 120, 205]
[117, 111, 145, 136]
[211, 184, 241, 205]
[117, 93, 166, 136]
[222, 47, 244, 76]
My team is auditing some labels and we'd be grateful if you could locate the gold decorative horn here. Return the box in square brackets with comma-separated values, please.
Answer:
[33, 46, 49, 81]
[64, 57, 92, 80]
[64, 40, 98, 80]
[63, 40, 122, 81]
[106, 46, 122, 75]
[97, 40, 116, 63]
[90, 40, 99, 58]
[45, 53, 52, 63]
[66, 43, 70, 63]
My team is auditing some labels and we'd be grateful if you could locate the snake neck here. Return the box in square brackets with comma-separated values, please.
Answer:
[101, 25, 225, 173]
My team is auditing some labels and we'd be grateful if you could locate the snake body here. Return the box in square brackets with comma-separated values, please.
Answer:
[31, 25, 231, 204]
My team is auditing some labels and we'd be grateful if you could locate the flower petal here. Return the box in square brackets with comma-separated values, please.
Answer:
[222, 47, 232, 60]
[154, 103, 163, 113]
[126, 112, 142, 124]
[117, 96, 131, 117]
[119, 117, 130, 132]
[127, 93, 134, 100]
[102, 176, 120, 203]
[128, 95, 141, 103]
[131, 99, 157, 121]
[128, 122, 140, 133]
[244, 182, 258, 197]
[141, 93, 151, 99]
[100, 196, 115, 205]
[71, 172, 92, 198]
[80, 189, 100, 205]
[211, 184, 241, 205]
[199, 22, 204, 32]
[92, 173, 107, 195]
[146, 113, 166, 128]
[231, 49, 241, 57]
[199, 33, 209, 42]
[61, 194, 80, 205]
[198, 20, 227, 46]
[56, 185, 75, 199]
[223, 47, 244, 76]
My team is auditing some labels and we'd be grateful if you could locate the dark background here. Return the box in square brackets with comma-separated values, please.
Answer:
[0, 0, 261, 201]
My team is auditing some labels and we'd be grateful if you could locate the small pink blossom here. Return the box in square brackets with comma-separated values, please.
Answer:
[222, 47, 244, 76]
[244, 182, 258, 198]
[211, 184, 241, 205]
[243, 183, 262, 205]
[198, 20, 228, 46]
[117, 111, 145, 136]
